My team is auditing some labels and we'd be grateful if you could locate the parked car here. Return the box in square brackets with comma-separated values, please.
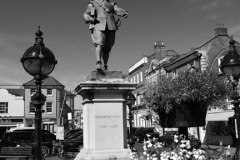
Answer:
[10, 127, 56, 141]
[63, 134, 83, 152]
[0, 131, 53, 157]
[133, 127, 156, 142]
[159, 131, 201, 149]
[159, 131, 178, 146]
[64, 129, 83, 140]
[65, 130, 83, 141]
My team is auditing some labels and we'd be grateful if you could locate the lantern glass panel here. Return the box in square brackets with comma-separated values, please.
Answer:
[23, 59, 42, 76]
[40, 59, 55, 75]
[223, 65, 240, 78]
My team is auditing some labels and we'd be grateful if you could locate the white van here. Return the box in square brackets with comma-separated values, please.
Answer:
[9, 127, 35, 132]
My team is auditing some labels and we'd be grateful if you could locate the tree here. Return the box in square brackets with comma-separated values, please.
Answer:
[143, 68, 232, 134]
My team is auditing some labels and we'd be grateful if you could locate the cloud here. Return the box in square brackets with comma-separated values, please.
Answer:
[228, 24, 240, 35]
[202, 1, 220, 11]
[206, 13, 222, 20]
[186, 0, 233, 12]
[0, 37, 23, 55]
[201, 0, 232, 11]
[0, 32, 33, 57]
[53, 70, 87, 91]
[0, 56, 26, 85]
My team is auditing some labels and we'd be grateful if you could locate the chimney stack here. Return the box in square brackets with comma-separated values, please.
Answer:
[214, 24, 228, 36]
[154, 41, 165, 54]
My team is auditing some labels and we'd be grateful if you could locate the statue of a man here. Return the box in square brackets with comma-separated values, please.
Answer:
[83, 0, 128, 70]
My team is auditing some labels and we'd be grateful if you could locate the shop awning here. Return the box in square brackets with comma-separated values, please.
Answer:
[206, 110, 234, 121]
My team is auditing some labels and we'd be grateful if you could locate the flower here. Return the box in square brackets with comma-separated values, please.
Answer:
[174, 139, 179, 143]
[129, 134, 232, 160]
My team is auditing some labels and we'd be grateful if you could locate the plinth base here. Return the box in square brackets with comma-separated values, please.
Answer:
[74, 148, 131, 160]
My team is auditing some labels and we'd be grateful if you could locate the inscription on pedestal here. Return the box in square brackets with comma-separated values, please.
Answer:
[95, 115, 121, 129]
[99, 125, 118, 129]
[95, 113, 123, 149]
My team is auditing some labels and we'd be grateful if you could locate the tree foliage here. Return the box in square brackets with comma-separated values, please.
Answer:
[143, 69, 232, 114]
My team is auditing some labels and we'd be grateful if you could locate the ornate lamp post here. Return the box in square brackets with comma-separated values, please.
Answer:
[220, 39, 240, 160]
[126, 91, 136, 151]
[21, 26, 57, 160]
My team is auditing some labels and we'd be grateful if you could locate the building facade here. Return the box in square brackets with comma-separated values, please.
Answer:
[0, 86, 25, 138]
[128, 41, 179, 129]
[128, 25, 240, 145]
[23, 76, 74, 135]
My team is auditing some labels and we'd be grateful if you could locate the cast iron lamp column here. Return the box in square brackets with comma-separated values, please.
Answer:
[220, 39, 240, 160]
[126, 91, 136, 151]
[20, 26, 57, 160]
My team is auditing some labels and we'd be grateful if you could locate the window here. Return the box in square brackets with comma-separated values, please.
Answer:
[134, 94, 137, 105]
[30, 88, 36, 95]
[188, 61, 195, 68]
[140, 95, 143, 103]
[133, 76, 136, 83]
[172, 70, 178, 78]
[46, 102, 53, 113]
[29, 103, 35, 113]
[49, 124, 54, 133]
[140, 72, 143, 82]
[0, 102, 8, 113]
[138, 95, 141, 104]
[47, 89, 53, 96]
[218, 56, 224, 74]
[136, 74, 139, 83]
[210, 121, 229, 136]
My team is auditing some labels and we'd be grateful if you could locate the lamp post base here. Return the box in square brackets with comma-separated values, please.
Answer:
[127, 136, 135, 152]
[232, 138, 240, 160]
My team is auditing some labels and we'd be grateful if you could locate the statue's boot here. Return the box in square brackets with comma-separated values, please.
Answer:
[96, 61, 102, 70]
[102, 51, 110, 70]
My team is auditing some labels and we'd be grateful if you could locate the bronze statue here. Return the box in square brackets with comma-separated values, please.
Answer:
[83, 0, 128, 70]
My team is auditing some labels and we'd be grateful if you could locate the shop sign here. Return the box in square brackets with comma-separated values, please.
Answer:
[0, 119, 11, 123]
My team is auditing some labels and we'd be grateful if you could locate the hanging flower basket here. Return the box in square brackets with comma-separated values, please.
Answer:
[143, 68, 232, 128]
[159, 101, 207, 127]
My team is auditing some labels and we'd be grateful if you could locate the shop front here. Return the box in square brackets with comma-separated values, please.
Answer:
[203, 110, 234, 146]
[0, 117, 24, 138]
[25, 118, 57, 134]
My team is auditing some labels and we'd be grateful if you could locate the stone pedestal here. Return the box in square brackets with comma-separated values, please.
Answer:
[74, 70, 136, 160]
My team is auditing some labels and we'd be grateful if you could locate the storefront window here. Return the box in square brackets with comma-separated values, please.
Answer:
[210, 121, 229, 136]
[0, 102, 8, 113]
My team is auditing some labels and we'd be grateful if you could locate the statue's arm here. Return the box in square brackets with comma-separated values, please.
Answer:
[113, 3, 128, 18]
[83, 3, 95, 24]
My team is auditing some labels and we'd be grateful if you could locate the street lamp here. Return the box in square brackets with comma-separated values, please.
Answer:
[126, 91, 136, 151]
[21, 26, 57, 160]
[220, 39, 240, 160]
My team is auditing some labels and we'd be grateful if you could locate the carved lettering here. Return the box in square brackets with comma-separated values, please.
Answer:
[110, 125, 118, 128]
[99, 125, 107, 129]
[95, 115, 121, 119]
[98, 125, 119, 129]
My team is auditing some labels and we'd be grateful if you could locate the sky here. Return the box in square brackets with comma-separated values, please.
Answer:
[0, 0, 240, 110]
